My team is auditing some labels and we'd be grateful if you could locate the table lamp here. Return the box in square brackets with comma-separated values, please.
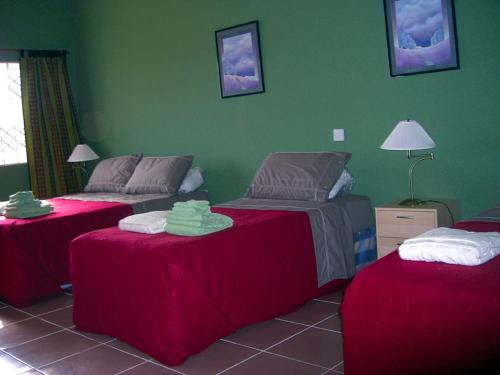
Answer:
[380, 120, 436, 206]
[67, 144, 99, 177]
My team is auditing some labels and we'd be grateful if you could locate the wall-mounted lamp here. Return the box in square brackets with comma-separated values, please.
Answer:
[381, 120, 436, 206]
[67, 144, 99, 177]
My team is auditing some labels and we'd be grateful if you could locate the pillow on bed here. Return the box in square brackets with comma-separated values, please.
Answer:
[178, 167, 204, 194]
[246, 151, 351, 202]
[123, 155, 193, 195]
[328, 168, 355, 200]
[84, 154, 142, 193]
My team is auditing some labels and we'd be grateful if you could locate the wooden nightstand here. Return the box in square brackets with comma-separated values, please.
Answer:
[375, 199, 459, 258]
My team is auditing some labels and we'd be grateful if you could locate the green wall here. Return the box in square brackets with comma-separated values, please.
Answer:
[72, 0, 499, 218]
[0, 0, 76, 200]
[2, 0, 498, 218]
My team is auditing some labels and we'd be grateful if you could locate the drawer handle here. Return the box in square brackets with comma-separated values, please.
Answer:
[396, 215, 414, 219]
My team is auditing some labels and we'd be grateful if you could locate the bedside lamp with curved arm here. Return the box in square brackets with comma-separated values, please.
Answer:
[67, 144, 99, 178]
[381, 120, 436, 206]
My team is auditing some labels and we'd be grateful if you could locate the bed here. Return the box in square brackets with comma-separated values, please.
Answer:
[70, 151, 375, 366]
[0, 153, 207, 307]
[70, 194, 374, 366]
[341, 210, 500, 375]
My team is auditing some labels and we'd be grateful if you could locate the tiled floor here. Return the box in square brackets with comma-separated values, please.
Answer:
[0, 288, 345, 375]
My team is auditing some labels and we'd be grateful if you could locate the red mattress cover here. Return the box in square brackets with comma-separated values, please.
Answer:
[0, 198, 133, 307]
[70, 207, 345, 366]
[341, 221, 500, 375]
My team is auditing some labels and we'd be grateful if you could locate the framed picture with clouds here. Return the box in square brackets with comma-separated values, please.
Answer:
[383, 0, 459, 77]
[215, 21, 265, 98]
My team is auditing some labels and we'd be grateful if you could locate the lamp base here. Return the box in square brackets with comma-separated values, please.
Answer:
[398, 198, 426, 206]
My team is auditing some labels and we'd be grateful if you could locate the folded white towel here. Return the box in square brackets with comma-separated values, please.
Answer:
[399, 227, 500, 266]
[118, 211, 170, 234]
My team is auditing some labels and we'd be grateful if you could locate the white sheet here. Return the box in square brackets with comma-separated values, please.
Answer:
[118, 210, 170, 234]
[399, 227, 500, 266]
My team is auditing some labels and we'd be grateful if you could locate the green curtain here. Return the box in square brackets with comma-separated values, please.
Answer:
[20, 52, 83, 198]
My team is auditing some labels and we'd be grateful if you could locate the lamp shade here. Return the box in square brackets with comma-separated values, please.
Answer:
[67, 144, 99, 162]
[380, 120, 436, 150]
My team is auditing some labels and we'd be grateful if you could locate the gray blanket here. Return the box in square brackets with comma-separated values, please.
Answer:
[217, 197, 358, 286]
[61, 190, 209, 214]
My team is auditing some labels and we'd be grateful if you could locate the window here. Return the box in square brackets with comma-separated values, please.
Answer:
[0, 62, 26, 165]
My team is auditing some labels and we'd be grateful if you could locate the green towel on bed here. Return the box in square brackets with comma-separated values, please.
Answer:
[165, 200, 233, 236]
[3, 203, 53, 218]
[2, 191, 53, 218]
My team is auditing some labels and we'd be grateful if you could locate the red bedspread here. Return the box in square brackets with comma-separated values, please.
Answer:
[71, 207, 345, 366]
[341, 221, 500, 375]
[0, 198, 133, 307]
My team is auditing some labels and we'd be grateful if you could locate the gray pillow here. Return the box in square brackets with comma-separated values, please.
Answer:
[84, 154, 142, 193]
[123, 155, 193, 195]
[246, 151, 351, 202]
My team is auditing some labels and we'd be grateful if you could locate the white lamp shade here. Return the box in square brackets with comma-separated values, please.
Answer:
[67, 144, 99, 162]
[380, 120, 436, 151]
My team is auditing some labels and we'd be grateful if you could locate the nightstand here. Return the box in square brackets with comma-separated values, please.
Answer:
[375, 199, 459, 258]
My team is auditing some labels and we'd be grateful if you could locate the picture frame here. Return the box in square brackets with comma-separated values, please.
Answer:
[383, 0, 459, 77]
[215, 20, 265, 98]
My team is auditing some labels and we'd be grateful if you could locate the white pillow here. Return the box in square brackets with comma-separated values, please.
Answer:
[178, 167, 204, 194]
[328, 169, 354, 199]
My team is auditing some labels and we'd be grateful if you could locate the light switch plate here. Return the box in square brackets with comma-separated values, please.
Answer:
[333, 129, 345, 141]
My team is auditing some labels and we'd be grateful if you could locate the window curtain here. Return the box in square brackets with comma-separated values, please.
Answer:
[20, 50, 83, 198]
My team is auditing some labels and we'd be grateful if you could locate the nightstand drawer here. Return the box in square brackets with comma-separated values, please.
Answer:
[376, 210, 436, 238]
[377, 237, 405, 258]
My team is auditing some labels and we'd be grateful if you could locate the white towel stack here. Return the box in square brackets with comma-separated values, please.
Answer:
[118, 211, 170, 234]
[399, 227, 500, 266]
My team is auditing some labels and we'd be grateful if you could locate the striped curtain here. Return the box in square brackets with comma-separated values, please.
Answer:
[20, 51, 83, 198]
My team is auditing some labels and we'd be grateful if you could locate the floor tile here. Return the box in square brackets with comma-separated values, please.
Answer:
[329, 360, 344, 373]
[224, 319, 305, 350]
[315, 290, 344, 304]
[172, 340, 259, 375]
[0, 307, 32, 326]
[268, 327, 343, 368]
[223, 352, 325, 375]
[120, 362, 180, 374]
[0, 318, 61, 350]
[38, 307, 73, 328]
[107, 340, 152, 360]
[70, 328, 114, 343]
[20, 295, 72, 316]
[315, 314, 342, 332]
[5, 330, 99, 368]
[0, 352, 33, 374]
[39, 345, 143, 375]
[278, 300, 339, 325]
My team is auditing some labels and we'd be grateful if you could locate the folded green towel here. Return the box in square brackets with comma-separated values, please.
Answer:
[167, 213, 210, 226]
[9, 191, 36, 201]
[6, 199, 42, 209]
[3, 204, 53, 219]
[171, 200, 211, 215]
[165, 213, 233, 236]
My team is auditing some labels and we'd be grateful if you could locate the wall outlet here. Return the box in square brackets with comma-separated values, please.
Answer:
[333, 128, 345, 142]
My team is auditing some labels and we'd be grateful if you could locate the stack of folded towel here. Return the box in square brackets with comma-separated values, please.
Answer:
[2, 191, 53, 219]
[399, 227, 500, 266]
[119, 211, 170, 234]
[165, 200, 233, 236]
